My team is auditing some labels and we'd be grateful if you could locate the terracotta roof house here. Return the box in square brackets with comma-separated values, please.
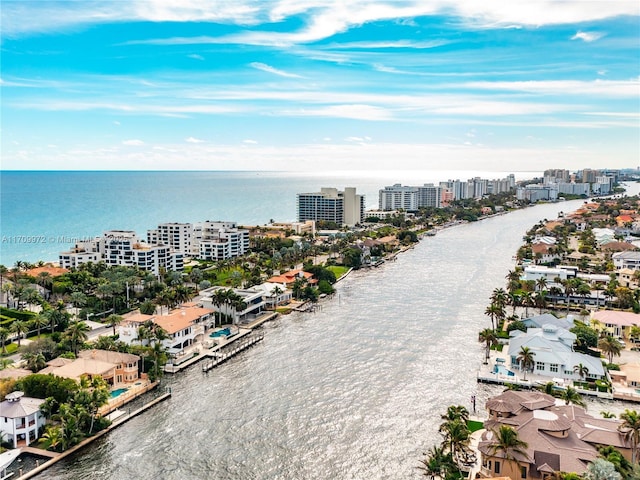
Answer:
[42, 349, 140, 385]
[267, 269, 316, 286]
[478, 390, 630, 479]
[0, 368, 34, 380]
[25, 265, 69, 278]
[0, 391, 46, 448]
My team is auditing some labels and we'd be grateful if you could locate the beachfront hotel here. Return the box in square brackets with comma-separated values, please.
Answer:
[297, 187, 365, 227]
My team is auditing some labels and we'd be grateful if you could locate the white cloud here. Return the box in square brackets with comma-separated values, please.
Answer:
[187, 53, 204, 60]
[571, 31, 604, 42]
[463, 79, 639, 98]
[122, 139, 145, 146]
[185, 136, 204, 143]
[243, 139, 258, 144]
[249, 62, 302, 78]
[285, 104, 393, 121]
[113, 121, 121, 126]
[5, 0, 636, 42]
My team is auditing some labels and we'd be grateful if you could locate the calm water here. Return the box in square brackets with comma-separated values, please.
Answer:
[0, 170, 536, 265]
[41, 197, 624, 480]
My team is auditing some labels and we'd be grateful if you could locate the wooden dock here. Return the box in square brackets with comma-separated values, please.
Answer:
[202, 334, 264, 372]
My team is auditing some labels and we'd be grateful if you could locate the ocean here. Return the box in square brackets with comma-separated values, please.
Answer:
[0, 170, 537, 265]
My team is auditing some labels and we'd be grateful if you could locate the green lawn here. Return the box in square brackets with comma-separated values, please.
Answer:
[327, 265, 349, 279]
[467, 420, 484, 433]
[0, 342, 19, 356]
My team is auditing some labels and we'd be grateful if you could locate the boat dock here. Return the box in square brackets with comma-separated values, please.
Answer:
[201, 334, 264, 372]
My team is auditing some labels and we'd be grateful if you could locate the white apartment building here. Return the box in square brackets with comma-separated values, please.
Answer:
[516, 184, 559, 203]
[555, 182, 590, 196]
[378, 184, 418, 211]
[59, 230, 183, 275]
[147, 223, 193, 256]
[193, 221, 249, 261]
[521, 265, 577, 284]
[297, 187, 365, 227]
[378, 183, 441, 211]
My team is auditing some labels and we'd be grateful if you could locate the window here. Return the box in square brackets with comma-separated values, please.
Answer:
[536, 361, 544, 371]
[495, 461, 501, 474]
[521, 466, 527, 478]
[550, 363, 558, 373]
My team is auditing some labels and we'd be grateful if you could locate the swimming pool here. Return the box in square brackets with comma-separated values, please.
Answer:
[210, 328, 231, 338]
[111, 388, 129, 398]
[493, 365, 515, 376]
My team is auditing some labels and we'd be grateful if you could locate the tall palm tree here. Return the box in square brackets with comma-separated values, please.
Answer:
[441, 405, 469, 424]
[485, 304, 504, 331]
[479, 328, 498, 364]
[31, 314, 50, 337]
[598, 336, 622, 364]
[105, 313, 123, 336]
[516, 346, 535, 381]
[439, 419, 472, 468]
[11, 319, 29, 346]
[418, 445, 457, 479]
[618, 409, 640, 464]
[0, 327, 10, 354]
[488, 425, 529, 473]
[65, 320, 90, 355]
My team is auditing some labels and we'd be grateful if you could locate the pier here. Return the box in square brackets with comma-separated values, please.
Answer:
[202, 334, 264, 372]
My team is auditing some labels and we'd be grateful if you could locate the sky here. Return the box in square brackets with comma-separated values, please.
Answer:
[1, 0, 639, 172]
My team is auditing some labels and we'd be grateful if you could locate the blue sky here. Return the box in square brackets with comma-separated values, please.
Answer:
[1, 0, 638, 172]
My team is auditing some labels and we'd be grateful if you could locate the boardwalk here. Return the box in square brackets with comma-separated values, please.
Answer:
[202, 334, 264, 372]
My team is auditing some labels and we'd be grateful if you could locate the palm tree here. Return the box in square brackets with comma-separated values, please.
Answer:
[31, 314, 50, 337]
[441, 405, 469, 424]
[600, 411, 616, 419]
[618, 409, 640, 464]
[485, 304, 504, 331]
[105, 313, 123, 336]
[439, 419, 472, 468]
[573, 363, 590, 382]
[418, 445, 457, 479]
[488, 425, 529, 474]
[516, 346, 535, 381]
[491, 288, 508, 310]
[11, 319, 29, 346]
[271, 285, 284, 308]
[479, 328, 498, 364]
[0, 326, 10, 354]
[65, 320, 90, 355]
[535, 277, 548, 292]
[560, 386, 586, 407]
[598, 336, 622, 364]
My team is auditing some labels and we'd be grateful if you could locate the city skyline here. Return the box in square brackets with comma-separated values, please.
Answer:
[1, 0, 638, 172]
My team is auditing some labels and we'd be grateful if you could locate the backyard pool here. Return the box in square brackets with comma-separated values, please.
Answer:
[210, 328, 231, 338]
[493, 365, 515, 376]
[110, 388, 129, 398]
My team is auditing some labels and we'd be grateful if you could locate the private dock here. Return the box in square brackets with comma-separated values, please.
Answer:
[201, 334, 264, 372]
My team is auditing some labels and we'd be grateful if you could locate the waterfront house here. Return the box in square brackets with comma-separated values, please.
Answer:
[267, 269, 316, 287]
[508, 325, 606, 382]
[200, 286, 272, 323]
[590, 310, 640, 339]
[153, 306, 212, 356]
[41, 356, 117, 384]
[478, 390, 630, 479]
[521, 313, 574, 331]
[0, 391, 46, 448]
[78, 350, 140, 384]
[617, 268, 639, 289]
